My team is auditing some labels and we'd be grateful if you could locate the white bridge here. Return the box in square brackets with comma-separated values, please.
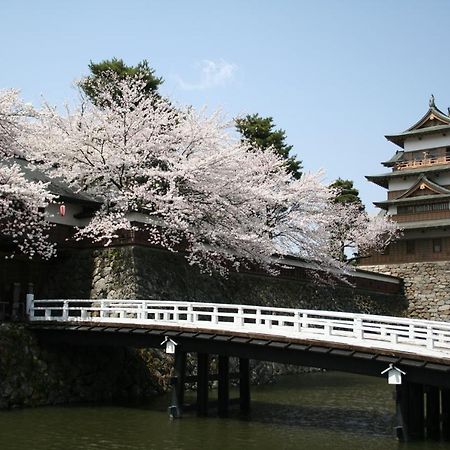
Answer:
[28, 297, 450, 361]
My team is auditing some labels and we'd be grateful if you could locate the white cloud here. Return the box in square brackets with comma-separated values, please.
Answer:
[174, 59, 237, 90]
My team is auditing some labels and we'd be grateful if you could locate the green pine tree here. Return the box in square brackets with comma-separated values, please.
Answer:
[329, 178, 362, 205]
[79, 58, 163, 106]
[235, 114, 302, 179]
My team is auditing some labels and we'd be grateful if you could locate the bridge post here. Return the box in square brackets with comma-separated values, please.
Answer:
[218, 355, 229, 417]
[239, 358, 250, 413]
[395, 383, 408, 441]
[408, 382, 425, 440]
[442, 389, 450, 440]
[396, 382, 425, 441]
[425, 386, 440, 440]
[168, 349, 186, 419]
[197, 353, 209, 416]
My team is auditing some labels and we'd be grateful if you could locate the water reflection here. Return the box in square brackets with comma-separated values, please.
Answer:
[1, 372, 449, 450]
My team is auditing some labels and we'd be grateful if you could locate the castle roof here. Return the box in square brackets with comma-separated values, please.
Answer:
[382, 151, 404, 167]
[385, 96, 450, 148]
[366, 164, 450, 188]
[398, 217, 450, 230]
[373, 175, 450, 209]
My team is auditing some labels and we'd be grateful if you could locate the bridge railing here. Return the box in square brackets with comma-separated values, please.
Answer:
[28, 298, 450, 358]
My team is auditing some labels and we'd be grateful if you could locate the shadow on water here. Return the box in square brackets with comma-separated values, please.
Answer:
[237, 400, 395, 437]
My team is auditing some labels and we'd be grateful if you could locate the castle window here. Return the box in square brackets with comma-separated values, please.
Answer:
[406, 240, 415, 255]
[433, 238, 442, 253]
[398, 202, 450, 215]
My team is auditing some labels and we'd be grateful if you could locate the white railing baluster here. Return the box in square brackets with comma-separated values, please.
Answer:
[409, 323, 415, 341]
[62, 301, 69, 320]
[354, 317, 363, 341]
[214, 305, 219, 324]
[256, 307, 262, 327]
[141, 301, 147, 321]
[296, 311, 301, 332]
[238, 307, 244, 327]
[427, 325, 435, 350]
[301, 312, 308, 331]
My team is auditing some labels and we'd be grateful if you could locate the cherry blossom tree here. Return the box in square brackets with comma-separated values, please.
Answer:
[0, 88, 33, 156]
[327, 201, 400, 263]
[26, 75, 398, 274]
[0, 89, 55, 259]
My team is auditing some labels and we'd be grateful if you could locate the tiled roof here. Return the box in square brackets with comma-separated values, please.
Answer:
[1, 157, 100, 205]
[374, 193, 450, 209]
[366, 164, 450, 188]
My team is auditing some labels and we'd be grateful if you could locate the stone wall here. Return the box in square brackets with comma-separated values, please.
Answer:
[0, 323, 170, 409]
[363, 261, 450, 320]
[84, 245, 406, 316]
[2, 245, 405, 316]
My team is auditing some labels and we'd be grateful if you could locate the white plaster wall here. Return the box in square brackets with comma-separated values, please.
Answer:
[388, 172, 450, 191]
[388, 177, 416, 191]
[404, 134, 450, 152]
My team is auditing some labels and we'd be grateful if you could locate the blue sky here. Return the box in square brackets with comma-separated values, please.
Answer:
[2, 0, 450, 212]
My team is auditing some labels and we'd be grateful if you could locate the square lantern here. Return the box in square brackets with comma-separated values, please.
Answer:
[161, 336, 178, 354]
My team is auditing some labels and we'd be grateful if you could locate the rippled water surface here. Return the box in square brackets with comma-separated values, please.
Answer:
[1, 372, 450, 450]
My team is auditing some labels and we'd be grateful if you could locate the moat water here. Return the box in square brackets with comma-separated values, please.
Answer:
[1, 372, 450, 450]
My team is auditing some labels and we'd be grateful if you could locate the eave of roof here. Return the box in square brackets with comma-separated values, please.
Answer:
[385, 124, 450, 148]
[397, 218, 450, 230]
[366, 174, 389, 188]
[1, 157, 101, 206]
[374, 193, 450, 209]
[382, 151, 404, 167]
[366, 164, 450, 189]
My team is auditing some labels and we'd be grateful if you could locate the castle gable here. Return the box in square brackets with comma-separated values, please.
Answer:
[398, 175, 450, 199]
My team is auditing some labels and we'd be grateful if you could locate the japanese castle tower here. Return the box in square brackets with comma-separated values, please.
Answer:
[362, 95, 450, 266]
[361, 96, 450, 321]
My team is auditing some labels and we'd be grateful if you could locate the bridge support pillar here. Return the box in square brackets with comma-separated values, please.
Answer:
[218, 355, 229, 417]
[396, 382, 424, 441]
[168, 350, 186, 419]
[442, 389, 450, 440]
[197, 353, 209, 416]
[239, 357, 250, 413]
[425, 386, 440, 440]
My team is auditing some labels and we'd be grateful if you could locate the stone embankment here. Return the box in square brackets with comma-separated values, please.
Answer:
[363, 262, 450, 321]
[0, 323, 170, 410]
